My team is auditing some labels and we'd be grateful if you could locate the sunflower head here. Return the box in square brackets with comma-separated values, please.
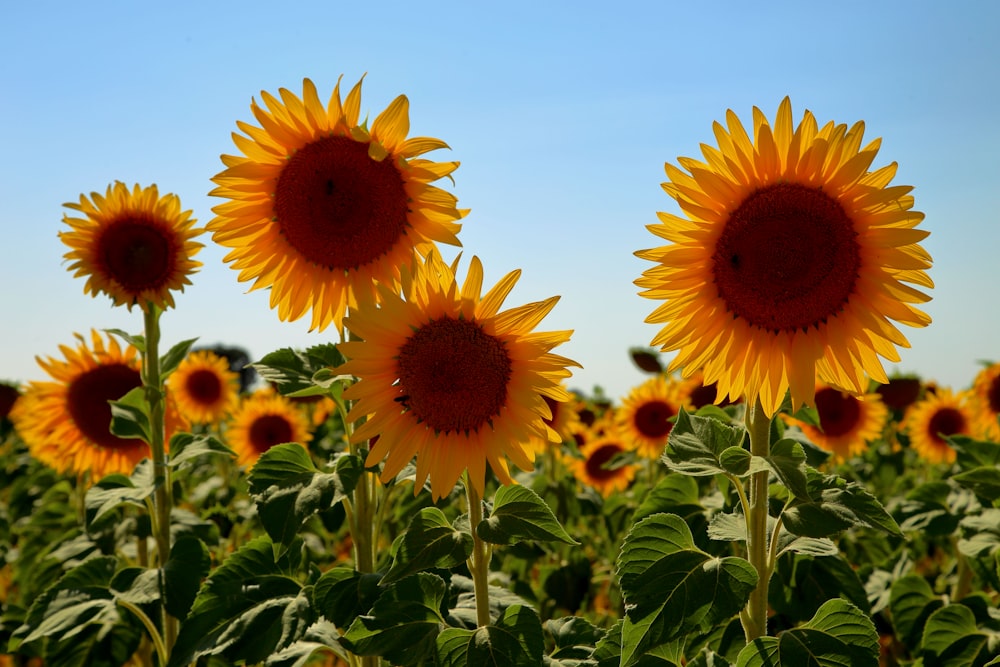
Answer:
[636, 98, 933, 417]
[208, 76, 467, 333]
[785, 383, 888, 463]
[904, 388, 974, 465]
[618, 375, 687, 459]
[61, 182, 203, 311]
[169, 349, 241, 425]
[969, 362, 1000, 441]
[340, 250, 579, 500]
[571, 434, 637, 497]
[228, 390, 313, 467]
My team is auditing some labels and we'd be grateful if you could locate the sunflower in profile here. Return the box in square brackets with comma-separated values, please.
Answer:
[61, 182, 203, 311]
[208, 76, 466, 333]
[635, 98, 933, 416]
[228, 390, 312, 467]
[570, 434, 637, 497]
[903, 388, 974, 465]
[339, 250, 578, 500]
[969, 362, 1000, 441]
[9, 330, 187, 481]
[168, 349, 240, 425]
[617, 375, 687, 459]
[786, 383, 888, 462]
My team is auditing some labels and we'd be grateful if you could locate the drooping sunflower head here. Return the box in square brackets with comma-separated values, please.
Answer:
[903, 388, 974, 465]
[786, 382, 888, 463]
[571, 434, 637, 497]
[617, 375, 687, 459]
[208, 76, 467, 333]
[228, 390, 313, 467]
[61, 182, 203, 311]
[9, 330, 187, 481]
[969, 361, 1000, 441]
[340, 250, 579, 500]
[636, 98, 933, 417]
[168, 349, 241, 425]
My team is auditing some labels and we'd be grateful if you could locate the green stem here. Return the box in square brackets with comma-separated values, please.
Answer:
[142, 306, 177, 654]
[118, 598, 167, 667]
[465, 475, 492, 627]
[743, 397, 773, 642]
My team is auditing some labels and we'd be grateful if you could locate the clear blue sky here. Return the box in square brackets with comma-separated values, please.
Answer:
[2, 1, 998, 400]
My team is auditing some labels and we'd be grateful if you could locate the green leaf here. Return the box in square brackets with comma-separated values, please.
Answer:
[167, 431, 236, 469]
[313, 567, 383, 629]
[546, 616, 606, 661]
[265, 619, 348, 667]
[953, 467, 1000, 502]
[707, 513, 837, 558]
[253, 344, 348, 395]
[248, 444, 362, 552]
[592, 619, 624, 667]
[341, 573, 446, 666]
[84, 459, 156, 527]
[438, 606, 546, 667]
[634, 474, 704, 525]
[22, 556, 122, 644]
[921, 604, 1000, 667]
[478, 484, 578, 545]
[382, 507, 474, 585]
[687, 648, 734, 667]
[949, 434, 1000, 468]
[766, 438, 810, 501]
[662, 409, 746, 477]
[769, 554, 870, 623]
[719, 446, 753, 476]
[160, 338, 199, 377]
[616, 513, 757, 667]
[889, 574, 943, 650]
[164, 535, 211, 619]
[105, 328, 145, 353]
[108, 386, 152, 442]
[781, 469, 902, 538]
[736, 599, 879, 667]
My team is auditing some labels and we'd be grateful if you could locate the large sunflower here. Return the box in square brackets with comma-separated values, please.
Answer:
[570, 434, 637, 497]
[227, 390, 313, 467]
[635, 98, 933, 416]
[339, 250, 578, 500]
[969, 362, 1000, 441]
[168, 349, 241, 425]
[208, 76, 466, 333]
[787, 383, 888, 463]
[9, 330, 186, 480]
[903, 388, 974, 465]
[617, 375, 687, 459]
[61, 182, 203, 311]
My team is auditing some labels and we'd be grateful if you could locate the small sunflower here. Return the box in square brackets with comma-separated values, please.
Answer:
[787, 383, 888, 462]
[168, 349, 240, 425]
[339, 250, 579, 500]
[208, 76, 466, 333]
[570, 435, 637, 497]
[61, 182, 203, 311]
[9, 330, 186, 480]
[617, 375, 686, 459]
[635, 98, 933, 416]
[904, 389, 974, 465]
[228, 390, 313, 467]
[524, 387, 583, 456]
[969, 362, 1000, 441]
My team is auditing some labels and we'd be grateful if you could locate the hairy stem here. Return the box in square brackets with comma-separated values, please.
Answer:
[742, 397, 773, 642]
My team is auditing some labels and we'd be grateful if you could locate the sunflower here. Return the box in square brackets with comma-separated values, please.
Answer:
[0, 382, 19, 423]
[208, 76, 466, 333]
[227, 390, 313, 467]
[969, 362, 1000, 441]
[61, 182, 203, 311]
[617, 375, 687, 459]
[786, 383, 888, 462]
[9, 330, 186, 480]
[635, 98, 933, 417]
[903, 388, 974, 465]
[875, 375, 924, 414]
[168, 349, 240, 425]
[570, 434, 637, 497]
[339, 250, 578, 500]
[524, 386, 583, 456]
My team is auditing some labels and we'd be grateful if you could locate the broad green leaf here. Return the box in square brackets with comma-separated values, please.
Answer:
[341, 573, 446, 666]
[437, 627, 477, 666]
[160, 337, 199, 377]
[478, 484, 578, 545]
[921, 604, 1000, 667]
[953, 467, 1000, 502]
[546, 615, 605, 661]
[382, 507, 473, 584]
[109, 386, 152, 442]
[634, 474, 704, 525]
[313, 567, 383, 629]
[592, 619, 624, 667]
[253, 344, 347, 395]
[707, 513, 837, 558]
[439, 605, 544, 667]
[662, 409, 747, 476]
[737, 599, 879, 667]
[781, 469, 902, 538]
[617, 514, 757, 667]
[164, 535, 211, 619]
[719, 446, 753, 476]
[896, 481, 967, 536]
[770, 553, 870, 622]
[949, 434, 1000, 468]
[167, 432, 236, 469]
[265, 619, 349, 667]
[248, 444, 362, 552]
[105, 328, 145, 353]
[84, 459, 156, 527]
[687, 647, 734, 667]
[22, 556, 122, 644]
[889, 574, 943, 650]
[766, 438, 810, 500]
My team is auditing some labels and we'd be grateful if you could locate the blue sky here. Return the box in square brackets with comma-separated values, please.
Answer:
[2, 1, 998, 400]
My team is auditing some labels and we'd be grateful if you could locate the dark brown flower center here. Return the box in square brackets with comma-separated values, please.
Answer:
[927, 407, 966, 445]
[0, 383, 19, 421]
[186, 369, 223, 405]
[99, 218, 174, 293]
[397, 317, 512, 434]
[713, 183, 860, 333]
[815, 387, 862, 437]
[585, 443, 625, 481]
[876, 378, 922, 412]
[249, 414, 294, 452]
[274, 136, 409, 271]
[988, 375, 1000, 414]
[67, 364, 143, 449]
[633, 400, 675, 439]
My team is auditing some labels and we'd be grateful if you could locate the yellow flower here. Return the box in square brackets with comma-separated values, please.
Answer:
[10, 330, 187, 481]
[904, 388, 974, 465]
[570, 434, 637, 497]
[635, 98, 933, 416]
[339, 250, 579, 500]
[61, 182, 203, 311]
[786, 383, 888, 462]
[969, 362, 1000, 441]
[524, 386, 583, 456]
[208, 76, 466, 333]
[617, 375, 687, 459]
[168, 349, 240, 425]
[228, 390, 313, 467]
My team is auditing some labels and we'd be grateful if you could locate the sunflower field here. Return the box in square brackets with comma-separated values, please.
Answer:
[2, 77, 1000, 667]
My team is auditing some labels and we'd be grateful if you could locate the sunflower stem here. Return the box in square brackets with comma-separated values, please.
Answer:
[743, 397, 772, 643]
[142, 305, 177, 655]
[464, 475, 492, 628]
